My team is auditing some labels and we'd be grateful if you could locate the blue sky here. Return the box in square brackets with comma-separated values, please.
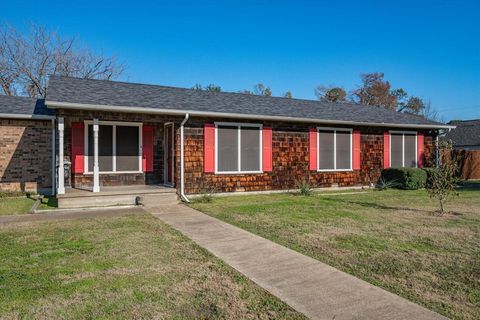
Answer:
[3, 0, 479, 121]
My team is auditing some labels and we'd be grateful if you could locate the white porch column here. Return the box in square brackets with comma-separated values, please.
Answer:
[57, 117, 65, 195]
[93, 119, 100, 192]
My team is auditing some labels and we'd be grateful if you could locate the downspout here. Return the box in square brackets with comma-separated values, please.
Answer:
[51, 118, 56, 196]
[180, 113, 190, 203]
[435, 134, 440, 168]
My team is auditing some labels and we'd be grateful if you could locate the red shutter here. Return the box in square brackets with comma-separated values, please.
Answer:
[142, 125, 154, 172]
[309, 128, 318, 170]
[383, 131, 390, 169]
[204, 124, 215, 173]
[352, 130, 361, 170]
[262, 127, 273, 172]
[71, 122, 85, 173]
[417, 133, 424, 168]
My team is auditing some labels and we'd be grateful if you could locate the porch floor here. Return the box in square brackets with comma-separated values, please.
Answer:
[59, 185, 175, 198]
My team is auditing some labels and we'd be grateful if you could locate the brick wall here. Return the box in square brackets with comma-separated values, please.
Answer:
[0, 119, 52, 192]
[179, 119, 437, 194]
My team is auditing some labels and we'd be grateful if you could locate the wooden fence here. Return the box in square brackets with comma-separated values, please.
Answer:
[452, 150, 480, 180]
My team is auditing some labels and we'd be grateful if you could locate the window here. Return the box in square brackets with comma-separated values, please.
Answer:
[390, 131, 417, 168]
[216, 123, 262, 173]
[85, 122, 142, 173]
[317, 128, 352, 171]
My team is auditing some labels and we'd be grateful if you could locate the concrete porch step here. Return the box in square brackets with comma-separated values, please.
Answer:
[57, 186, 178, 209]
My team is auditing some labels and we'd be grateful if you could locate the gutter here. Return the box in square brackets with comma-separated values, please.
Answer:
[0, 113, 55, 120]
[45, 100, 456, 130]
[180, 113, 190, 203]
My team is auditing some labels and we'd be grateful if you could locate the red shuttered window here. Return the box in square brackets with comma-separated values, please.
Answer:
[352, 130, 361, 170]
[204, 124, 215, 173]
[309, 128, 318, 170]
[417, 133, 424, 168]
[71, 122, 85, 173]
[383, 131, 390, 169]
[262, 127, 273, 172]
[142, 125, 154, 172]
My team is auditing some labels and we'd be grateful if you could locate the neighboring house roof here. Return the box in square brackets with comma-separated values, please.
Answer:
[0, 95, 54, 119]
[46, 76, 450, 129]
[444, 119, 480, 147]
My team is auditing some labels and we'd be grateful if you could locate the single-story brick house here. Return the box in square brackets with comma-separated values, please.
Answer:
[0, 76, 453, 199]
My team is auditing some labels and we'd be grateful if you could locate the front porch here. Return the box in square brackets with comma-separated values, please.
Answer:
[54, 111, 182, 197]
[57, 184, 177, 208]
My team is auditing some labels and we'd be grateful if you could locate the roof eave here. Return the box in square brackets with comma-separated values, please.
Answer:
[45, 100, 455, 130]
[0, 113, 55, 120]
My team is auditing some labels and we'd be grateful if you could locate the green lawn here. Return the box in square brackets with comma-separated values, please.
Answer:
[0, 195, 56, 216]
[0, 212, 305, 319]
[191, 183, 480, 320]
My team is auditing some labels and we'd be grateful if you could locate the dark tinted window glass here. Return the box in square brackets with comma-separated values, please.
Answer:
[336, 131, 351, 169]
[88, 124, 113, 172]
[390, 133, 403, 168]
[318, 130, 334, 170]
[240, 127, 260, 171]
[116, 126, 139, 171]
[217, 126, 238, 172]
[404, 134, 417, 168]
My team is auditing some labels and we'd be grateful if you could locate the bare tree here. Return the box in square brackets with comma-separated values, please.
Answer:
[253, 83, 272, 96]
[0, 23, 124, 98]
[240, 83, 272, 96]
[421, 100, 441, 122]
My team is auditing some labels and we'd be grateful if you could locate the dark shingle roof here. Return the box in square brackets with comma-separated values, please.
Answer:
[0, 95, 53, 116]
[47, 76, 446, 127]
[444, 119, 480, 147]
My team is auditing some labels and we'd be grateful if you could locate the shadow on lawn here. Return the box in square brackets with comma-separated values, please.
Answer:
[457, 181, 480, 191]
[322, 197, 439, 215]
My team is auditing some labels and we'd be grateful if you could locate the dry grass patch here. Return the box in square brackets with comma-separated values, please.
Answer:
[191, 183, 480, 320]
[0, 212, 305, 319]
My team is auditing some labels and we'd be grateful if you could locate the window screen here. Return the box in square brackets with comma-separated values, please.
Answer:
[88, 125, 113, 172]
[240, 127, 260, 171]
[217, 126, 239, 172]
[318, 129, 352, 170]
[404, 134, 417, 168]
[216, 124, 262, 173]
[390, 133, 403, 168]
[318, 130, 334, 170]
[390, 133, 417, 168]
[116, 126, 139, 171]
[336, 131, 351, 170]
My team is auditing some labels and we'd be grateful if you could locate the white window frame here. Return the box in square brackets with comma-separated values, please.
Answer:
[317, 127, 353, 172]
[84, 120, 143, 174]
[389, 130, 418, 168]
[214, 122, 263, 174]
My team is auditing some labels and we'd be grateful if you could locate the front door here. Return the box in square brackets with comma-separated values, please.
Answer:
[164, 123, 174, 185]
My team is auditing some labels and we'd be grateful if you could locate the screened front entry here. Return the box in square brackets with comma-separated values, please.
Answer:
[85, 122, 142, 173]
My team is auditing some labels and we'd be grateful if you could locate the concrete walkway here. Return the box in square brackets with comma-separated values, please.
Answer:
[148, 203, 447, 320]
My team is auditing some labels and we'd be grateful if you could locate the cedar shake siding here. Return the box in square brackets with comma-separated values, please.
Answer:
[178, 119, 436, 194]
[0, 119, 52, 192]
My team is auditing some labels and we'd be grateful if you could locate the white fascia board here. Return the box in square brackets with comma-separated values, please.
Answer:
[0, 113, 55, 120]
[45, 100, 456, 130]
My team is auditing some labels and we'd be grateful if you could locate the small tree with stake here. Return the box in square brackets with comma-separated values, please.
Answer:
[426, 140, 460, 214]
